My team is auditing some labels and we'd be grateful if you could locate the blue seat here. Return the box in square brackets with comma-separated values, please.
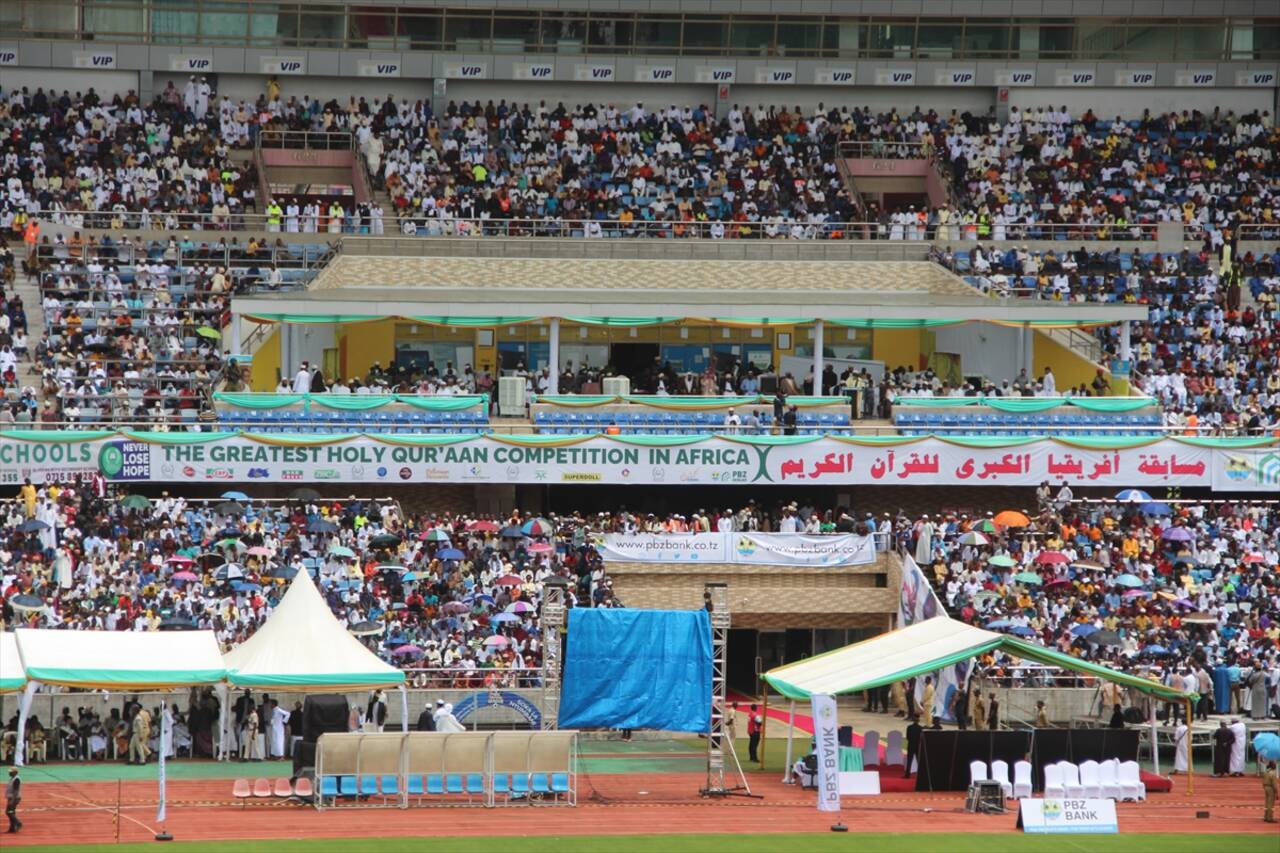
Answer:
[379, 774, 399, 796]
[406, 774, 424, 796]
[551, 772, 570, 794]
[359, 775, 378, 796]
[339, 776, 357, 797]
[426, 774, 445, 795]
[511, 774, 530, 795]
[465, 773, 485, 795]
[320, 776, 339, 798]
[492, 773, 510, 795]
[446, 774, 464, 795]
[530, 772, 550, 793]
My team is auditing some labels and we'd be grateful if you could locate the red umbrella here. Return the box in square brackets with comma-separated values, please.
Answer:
[495, 574, 523, 587]
[467, 520, 500, 533]
[1241, 553, 1265, 564]
[170, 571, 199, 583]
[527, 542, 554, 554]
[1034, 551, 1069, 565]
[1044, 577, 1072, 589]
[166, 555, 194, 565]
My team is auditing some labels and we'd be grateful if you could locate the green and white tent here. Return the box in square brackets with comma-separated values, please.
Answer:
[0, 633, 27, 693]
[14, 628, 226, 690]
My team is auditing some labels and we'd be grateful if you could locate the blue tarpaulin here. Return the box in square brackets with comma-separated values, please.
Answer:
[559, 609, 712, 732]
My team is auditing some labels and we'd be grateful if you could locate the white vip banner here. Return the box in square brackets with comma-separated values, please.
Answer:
[0, 48, 18, 67]
[444, 62, 487, 79]
[0, 433, 1247, 489]
[996, 69, 1035, 86]
[595, 532, 876, 567]
[811, 694, 841, 813]
[574, 64, 615, 82]
[73, 51, 117, 69]
[260, 56, 305, 75]
[358, 60, 401, 78]
[1019, 798, 1118, 834]
[514, 63, 555, 80]
[635, 65, 675, 83]
[169, 54, 214, 73]
[1175, 70, 1216, 87]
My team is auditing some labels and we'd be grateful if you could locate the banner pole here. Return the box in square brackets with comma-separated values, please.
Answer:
[760, 690, 768, 770]
[156, 700, 173, 841]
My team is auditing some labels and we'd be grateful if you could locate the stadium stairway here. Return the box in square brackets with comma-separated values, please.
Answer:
[13, 268, 46, 390]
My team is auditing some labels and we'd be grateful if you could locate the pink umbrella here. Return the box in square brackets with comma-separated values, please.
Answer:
[392, 644, 423, 657]
[1034, 551, 1069, 565]
[527, 542, 554, 554]
[506, 601, 534, 614]
[441, 601, 470, 615]
[1241, 553, 1265, 564]
[484, 635, 509, 647]
[495, 574, 523, 587]
[170, 571, 199, 583]
[1123, 589, 1152, 598]
[247, 546, 274, 557]
[166, 555, 194, 565]
[1044, 577, 1072, 589]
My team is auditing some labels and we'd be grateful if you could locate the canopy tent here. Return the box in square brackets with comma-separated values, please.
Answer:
[12, 628, 226, 766]
[0, 633, 27, 693]
[220, 570, 407, 755]
[762, 617, 1196, 792]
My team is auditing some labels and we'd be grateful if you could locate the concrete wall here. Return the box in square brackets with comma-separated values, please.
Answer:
[933, 323, 1023, 384]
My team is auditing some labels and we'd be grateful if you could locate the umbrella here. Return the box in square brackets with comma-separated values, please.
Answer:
[215, 563, 245, 581]
[349, 620, 383, 636]
[422, 529, 452, 543]
[231, 581, 262, 593]
[984, 619, 1013, 629]
[195, 325, 221, 339]
[474, 594, 496, 606]
[216, 538, 247, 551]
[375, 564, 406, 574]
[1253, 733, 1280, 762]
[1115, 489, 1152, 502]
[436, 548, 465, 561]
[505, 601, 534, 614]
[993, 510, 1030, 528]
[1143, 645, 1170, 656]
[1091, 629, 1122, 646]
[329, 545, 356, 559]
[495, 574, 523, 587]
[288, 487, 322, 501]
[369, 533, 402, 549]
[521, 518, 553, 537]
[1141, 502, 1172, 516]
[1171, 598, 1195, 609]
[1014, 571, 1043, 585]
[170, 571, 198, 583]
[1161, 526, 1195, 541]
[247, 546, 274, 557]
[401, 572, 417, 582]
[220, 490, 249, 501]
[1007, 625, 1036, 637]
[1181, 612, 1217, 625]
[1071, 623, 1099, 637]
[214, 500, 246, 516]
[1044, 577, 1073, 589]
[9, 594, 45, 612]
[958, 531, 989, 546]
[19, 519, 49, 532]
[975, 520, 997, 533]
[970, 590, 1002, 603]
[527, 542, 554, 554]
[1034, 551, 1069, 565]
[1241, 553, 1265, 564]
[484, 635, 510, 647]
[159, 617, 197, 631]
[1123, 589, 1152, 599]
[268, 566, 299, 580]
[499, 525, 525, 539]
[216, 527, 242, 539]
[166, 554, 194, 565]
[392, 644, 423, 657]
[121, 494, 151, 510]
[441, 601, 470, 615]
[490, 612, 520, 623]
[1113, 574, 1144, 588]
[988, 555, 1017, 568]
[1072, 560, 1105, 571]
[467, 520, 500, 533]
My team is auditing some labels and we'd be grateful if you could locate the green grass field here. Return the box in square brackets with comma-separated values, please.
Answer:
[5, 834, 1277, 853]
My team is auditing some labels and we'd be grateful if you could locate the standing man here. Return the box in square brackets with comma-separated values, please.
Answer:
[1035, 700, 1050, 728]
[920, 676, 935, 727]
[4, 768, 20, 834]
[971, 686, 987, 730]
[1173, 721, 1189, 775]
[747, 704, 762, 764]
[1212, 721, 1233, 777]
[242, 704, 260, 761]
[129, 706, 152, 765]
[904, 716, 922, 779]
[987, 693, 1000, 730]
[951, 683, 969, 730]
[1229, 718, 1247, 776]
[1263, 761, 1278, 823]
[366, 691, 387, 733]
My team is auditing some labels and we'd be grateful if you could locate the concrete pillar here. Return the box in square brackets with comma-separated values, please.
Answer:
[812, 320, 824, 395]
[547, 317, 560, 395]
[281, 324, 292, 384]
[1119, 321, 1131, 362]
[230, 313, 242, 358]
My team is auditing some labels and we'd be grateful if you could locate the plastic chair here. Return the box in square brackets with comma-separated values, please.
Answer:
[232, 778, 252, 806]
[1079, 760, 1101, 798]
[1060, 762, 1084, 798]
[1012, 760, 1032, 799]
[1043, 763, 1065, 799]
[272, 778, 293, 798]
[293, 777, 314, 798]
[252, 778, 273, 798]
[969, 760, 988, 786]
[990, 760, 1013, 799]
[861, 730, 880, 769]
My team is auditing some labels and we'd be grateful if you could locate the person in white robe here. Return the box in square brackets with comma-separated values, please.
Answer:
[1173, 722, 1189, 774]
[914, 515, 936, 564]
[270, 702, 289, 758]
[1229, 718, 1247, 776]
[54, 545, 74, 589]
[435, 703, 465, 733]
[37, 500, 58, 551]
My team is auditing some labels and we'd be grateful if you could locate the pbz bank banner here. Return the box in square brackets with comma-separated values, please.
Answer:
[594, 532, 876, 566]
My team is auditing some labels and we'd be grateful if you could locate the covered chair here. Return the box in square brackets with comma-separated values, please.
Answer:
[1043, 763, 1065, 799]
[1079, 759, 1102, 798]
[1118, 760, 1145, 801]
[1099, 759, 1123, 800]
[861, 730, 880, 769]
[884, 730, 904, 767]
[989, 759, 1013, 799]
[1012, 760, 1033, 799]
[1061, 762, 1084, 798]
[969, 760, 988, 786]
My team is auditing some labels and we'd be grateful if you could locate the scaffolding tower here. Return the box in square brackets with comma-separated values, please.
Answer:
[539, 577, 569, 730]
[701, 582, 753, 797]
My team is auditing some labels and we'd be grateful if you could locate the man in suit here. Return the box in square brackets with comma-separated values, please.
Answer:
[987, 693, 1000, 730]
[415, 703, 436, 732]
[904, 716, 923, 779]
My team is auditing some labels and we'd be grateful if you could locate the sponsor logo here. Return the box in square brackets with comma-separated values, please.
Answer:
[423, 468, 450, 480]
[620, 468, 631, 478]
[399, 467, 413, 480]
[535, 469, 548, 480]
[182, 466, 196, 478]
[350, 465, 365, 479]
[203, 468, 234, 480]
[1042, 800, 1063, 820]
[247, 467, 270, 478]
[313, 469, 341, 480]
[1224, 455, 1252, 481]
[561, 472, 603, 482]
[735, 537, 756, 557]
[281, 469, 304, 480]
[1259, 452, 1280, 485]
[98, 441, 151, 481]
[376, 466, 388, 478]
[652, 467, 665, 481]
[505, 466, 519, 480]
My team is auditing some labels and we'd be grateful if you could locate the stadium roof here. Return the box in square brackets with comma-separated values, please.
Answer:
[235, 255, 1147, 323]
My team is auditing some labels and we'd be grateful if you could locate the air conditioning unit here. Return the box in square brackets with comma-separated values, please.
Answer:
[498, 376, 526, 417]
[602, 376, 631, 396]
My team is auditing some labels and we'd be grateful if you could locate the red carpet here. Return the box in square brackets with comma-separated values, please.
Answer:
[729, 691, 872, 752]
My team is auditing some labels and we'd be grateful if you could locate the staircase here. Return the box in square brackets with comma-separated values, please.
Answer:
[12, 266, 46, 392]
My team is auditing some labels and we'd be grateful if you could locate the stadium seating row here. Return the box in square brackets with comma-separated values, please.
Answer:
[218, 410, 491, 433]
[894, 411, 1162, 437]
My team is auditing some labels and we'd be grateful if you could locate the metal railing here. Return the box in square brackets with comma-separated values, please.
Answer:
[255, 129, 355, 152]
[36, 240, 334, 271]
[836, 140, 931, 159]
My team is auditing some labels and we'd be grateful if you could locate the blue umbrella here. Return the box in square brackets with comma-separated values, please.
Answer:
[984, 619, 1013, 629]
[1114, 574, 1144, 588]
[1144, 645, 1170, 656]
[221, 490, 249, 501]
[490, 612, 520, 623]
[437, 548, 465, 561]
[1007, 625, 1036, 637]
[1071, 623, 1099, 637]
[1161, 526, 1195, 541]
[402, 572, 417, 582]
[1253, 733, 1280, 762]
[474, 594, 496, 605]
[18, 519, 49, 533]
[1115, 489, 1152, 502]
[231, 581, 261, 593]
[1141, 502, 1172, 516]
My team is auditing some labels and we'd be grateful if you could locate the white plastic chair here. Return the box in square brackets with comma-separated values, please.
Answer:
[990, 759, 1013, 799]
[1012, 760, 1033, 799]
[969, 760, 988, 786]
[861, 730, 880, 769]
[1099, 759, 1123, 800]
[1043, 763, 1065, 799]
[884, 730, 904, 767]
[1118, 760, 1146, 801]
[1079, 760, 1102, 798]
[1061, 762, 1084, 798]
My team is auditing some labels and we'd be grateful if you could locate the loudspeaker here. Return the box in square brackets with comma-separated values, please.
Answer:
[303, 694, 349, 741]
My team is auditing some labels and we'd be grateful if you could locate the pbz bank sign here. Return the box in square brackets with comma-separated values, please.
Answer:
[1019, 799, 1118, 834]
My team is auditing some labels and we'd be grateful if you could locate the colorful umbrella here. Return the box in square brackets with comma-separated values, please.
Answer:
[329, 545, 356, 559]
[527, 542, 555, 554]
[1044, 577, 1073, 589]
[521, 518, 553, 537]
[369, 533, 402, 549]
[220, 490, 250, 501]
[1241, 553, 1265, 564]
[1007, 625, 1036, 637]
[490, 613, 520, 623]
[988, 555, 1017, 568]
[436, 548, 465, 561]
[499, 526, 525, 538]
[9, 594, 46, 612]
[247, 546, 274, 557]
[467, 520, 500, 533]
[993, 510, 1030, 528]
[1123, 589, 1152, 598]
[976, 520, 997, 533]
[1113, 574, 1144, 588]
[1072, 560, 1105, 571]
[392, 644, 423, 657]
[1071, 623, 1099, 637]
[1181, 612, 1216, 625]
[495, 575, 523, 587]
[166, 554, 194, 565]
[170, 571, 199, 583]
[423, 529, 452, 543]
[195, 326, 221, 339]
[121, 494, 151, 510]
[1014, 571, 1043, 585]
[441, 601, 470, 615]
[1161, 526, 1195, 541]
[308, 519, 338, 534]
[984, 619, 1013, 629]
[483, 635, 510, 647]
[958, 531, 989, 546]
[505, 601, 535, 613]
[349, 620, 383, 636]
[1141, 502, 1172, 516]
[1034, 551, 1069, 565]
[1115, 489, 1152, 502]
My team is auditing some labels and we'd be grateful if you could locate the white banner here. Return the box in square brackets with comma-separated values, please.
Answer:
[157, 701, 170, 823]
[444, 62, 487, 79]
[1212, 448, 1280, 492]
[595, 533, 729, 563]
[169, 54, 213, 73]
[635, 65, 675, 83]
[1019, 798, 1118, 834]
[73, 51, 116, 69]
[995, 69, 1035, 86]
[596, 532, 876, 566]
[1056, 69, 1096, 86]
[357, 60, 401, 78]
[0, 48, 18, 67]
[811, 694, 841, 813]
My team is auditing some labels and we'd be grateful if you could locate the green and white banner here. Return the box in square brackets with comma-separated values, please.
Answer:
[0, 431, 1275, 489]
[594, 532, 877, 566]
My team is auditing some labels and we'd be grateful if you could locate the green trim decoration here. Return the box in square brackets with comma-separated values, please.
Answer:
[227, 671, 404, 688]
[406, 316, 539, 327]
[829, 319, 965, 329]
[214, 393, 488, 412]
[532, 395, 849, 410]
[532, 395, 621, 408]
[21, 667, 227, 687]
[893, 396, 1154, 413]
[998, 637, 1195, 702]
[0, 430, 117, 442]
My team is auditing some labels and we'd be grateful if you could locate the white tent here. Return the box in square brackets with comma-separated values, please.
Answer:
[0, 633, 27, 693]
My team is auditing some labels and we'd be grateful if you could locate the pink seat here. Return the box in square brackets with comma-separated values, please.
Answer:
[293, 776, 314, 798]
[252, 778, 273, 798]
[272, 778, 293, 797]
[232, 778, 252, 806]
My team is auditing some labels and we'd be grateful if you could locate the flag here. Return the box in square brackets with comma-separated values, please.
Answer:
[810, 693, 841, 813]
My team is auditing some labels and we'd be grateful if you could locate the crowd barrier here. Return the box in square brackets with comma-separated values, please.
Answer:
[314, 730, 577, 810]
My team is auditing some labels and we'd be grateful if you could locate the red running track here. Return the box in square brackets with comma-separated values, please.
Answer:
[9, 770, 1273, 846]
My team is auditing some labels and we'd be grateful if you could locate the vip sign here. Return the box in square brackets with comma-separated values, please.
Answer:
[755, 67, 796, 84]
[814, 68, 855, 85]
[444, 62, 487, 79]
[695, 66, 736, 83]
[357, 60, 400, 78]
[574, 64, 615, 81]
[1056, 69, 1096, 86]
[1116, 69, 1156, 86]
[261, 56, 305, 75]
[1236, 70, 1277, 87]
[73, 51, 116, 69]
[937, 69, 976, 86]
[514, 63, 554, 80]
[996, 69, 1035, 86]
[1175, 70, 1216, 86]
[0, 49, 17, 66]
[635, 65, 675, 83]
[875, 69, 915, 85]
[169, 54, 213, 73]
